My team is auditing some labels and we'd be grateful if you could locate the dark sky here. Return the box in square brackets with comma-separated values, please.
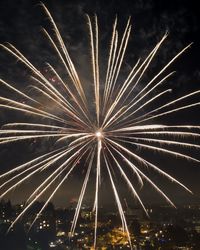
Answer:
[0, 0, 200, 208]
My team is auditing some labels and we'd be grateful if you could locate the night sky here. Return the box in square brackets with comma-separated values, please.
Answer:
[0, 0, 200, 208]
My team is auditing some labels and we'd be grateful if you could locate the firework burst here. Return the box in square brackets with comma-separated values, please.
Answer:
[0, 4, 200, 249]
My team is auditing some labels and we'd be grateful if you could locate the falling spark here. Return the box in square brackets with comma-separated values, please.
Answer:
[0, 4, 199, 249]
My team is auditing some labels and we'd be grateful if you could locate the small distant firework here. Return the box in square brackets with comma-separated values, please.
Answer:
[0, 4, 199, 249]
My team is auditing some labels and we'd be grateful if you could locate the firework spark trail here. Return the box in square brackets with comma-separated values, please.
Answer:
[105, 145, 148, 215]
[106, 137, 196, 200]
[110, 136, 200, 163]
[108, 141, 176, 207]
[41, 32, 92, 125]
[105, 17, 131, 106]
[0, 4, 200, 248]
[102, 33, 168, 125]
[110, 124, 200, 133]
[29, 83, 85, 123]
[0, 129, 87, 138]
[28, 147, 90, 228]
[7, 141, 91, 232]
[86, 15, 101, 125]
[119, 33, 169, 106]
[7, 157, 75, 233]
[25, 142, 91, 204]
[103, 73, 175, 129]
[93, 162, 99, 248]
[0, 44, 89, 128]
[106, 139, 144, 187]
[30, 75, 79, 118]
[0, 103, 69, 127]
[103, 87, 172, 129]
[122, 130, 200, 138]
[0, 79, 39, 104]
[0, 147, 68, 190]
[41, 4, 88, 108]
[92, 136, 102, 248]
[128, 102, 200, 129]
[103, 17, 117, 113]
[0, 146, 68, 179]
[104, 43, 192, 128]
[103, 29, 119, 112]
[2, 122, 84, 134]
[126, 42, 192, 104]
[0, 132, 88, 145]
[27, 148, 88, 232]
[95, 15, 100, 126]
[125, 90, 200, 126]
[0, 129, 68, 134]
[103, 153, 132, 249]
[107, 139, 192, 194]
[57, 133, 92, 146]
[70, 150, 95, 235]
[106, 140, 188, 209]
[0, 141, 84, 199]
[124, 136, 200, 150]
[109, 127, 200, 149]
[45, 63, 92, 125]
[0, 138, 89, 193]
[0, 95, 69, 122]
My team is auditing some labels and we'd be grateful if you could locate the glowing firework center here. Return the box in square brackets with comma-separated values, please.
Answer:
[95, 130, 103, 139]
